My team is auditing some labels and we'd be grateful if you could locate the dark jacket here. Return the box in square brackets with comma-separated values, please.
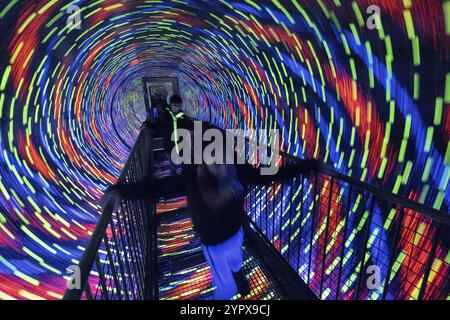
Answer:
[160, 108, 194, 151]
[112, 160, 318, 245]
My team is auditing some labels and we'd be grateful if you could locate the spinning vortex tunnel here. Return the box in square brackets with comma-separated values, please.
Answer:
[0, 0, 449, 300]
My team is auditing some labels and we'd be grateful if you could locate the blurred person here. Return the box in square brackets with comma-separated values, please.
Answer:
[150, 96, 168, 122]
[102, 128, 319, 299]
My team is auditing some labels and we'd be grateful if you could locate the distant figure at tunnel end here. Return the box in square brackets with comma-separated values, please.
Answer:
[158, 94, 194, 154]
[102, 141, 319, 300]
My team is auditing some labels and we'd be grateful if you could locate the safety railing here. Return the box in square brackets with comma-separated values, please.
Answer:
[63, 123, 156, 300]
[185, 119, 449, 300]
[244, 151, 450, 300]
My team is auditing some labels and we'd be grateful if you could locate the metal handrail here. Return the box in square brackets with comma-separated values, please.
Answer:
[238, 136, 449, 299]
[63, 123, 154, 300]
[195, 119, 449, 225]
[280, 153, 450, 225]
[192, 118, 449, 300]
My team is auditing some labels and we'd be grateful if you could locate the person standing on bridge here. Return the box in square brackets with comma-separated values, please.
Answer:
[101, 128, 318, 300]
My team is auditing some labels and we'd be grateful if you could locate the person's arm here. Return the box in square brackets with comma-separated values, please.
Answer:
[237, 159, 319, 185]
[101, 175, 187, 212]
[110, 180, 159, 201]
[117, 175, 186, 200]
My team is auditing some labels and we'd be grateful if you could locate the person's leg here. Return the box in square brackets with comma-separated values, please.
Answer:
[228, 227, 244, 273]
[226, 227, 250, 297]
[201, 243, 237, 300]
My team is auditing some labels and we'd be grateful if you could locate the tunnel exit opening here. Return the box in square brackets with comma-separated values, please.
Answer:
[142, 77, 180, 121]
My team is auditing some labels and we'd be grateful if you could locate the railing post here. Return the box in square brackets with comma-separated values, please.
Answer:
[354, 195, 376, 299]
[109, 218, 130, 300]
[63, 204, 114, 300]
[381, 206, 404, 300]
[143, 199, 153, 300]
[279, 183, 284, 254]
[95, 255, 109, 300]
[265, 185, 269, 240]
[296, 174, 305, 275]
[256, 187, 260, 234]
[307, 172, 318, 285]
[418, 222, 442, 300]
[152, 202, 159, 299]
[84, 282, 93, 300]
[115, 204, 137, 299]
[122, 200, 144, 298]
[336, 184, 352, 299]
[319, 177, 334, 297]
[287, 179, 293, 264]
[103, 232, 123, 299]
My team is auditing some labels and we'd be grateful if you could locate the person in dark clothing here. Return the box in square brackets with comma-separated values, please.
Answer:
[160, 95, 194, 153]
[101, 149, 319, 299]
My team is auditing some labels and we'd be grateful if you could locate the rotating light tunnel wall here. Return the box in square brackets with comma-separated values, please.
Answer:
[0, 0, 448, 299]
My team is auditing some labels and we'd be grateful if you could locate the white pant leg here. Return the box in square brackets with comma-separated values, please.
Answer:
[201, 227, 244, 300]
[228, 227, 244, 273]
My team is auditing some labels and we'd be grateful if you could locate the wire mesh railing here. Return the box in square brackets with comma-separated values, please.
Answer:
[197, 121, 449, 300]
[64, 118, 449, 300]
[244, 154, 450, 300]
[63, 123, 156, 300]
